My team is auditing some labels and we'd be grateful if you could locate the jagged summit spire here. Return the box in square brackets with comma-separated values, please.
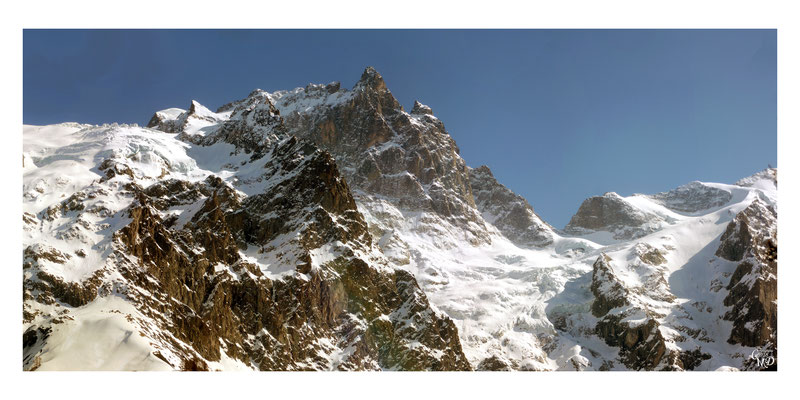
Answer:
[361, 66, 380, 79]
[356, 66, 386, 91]
[411, 100, 434, 116]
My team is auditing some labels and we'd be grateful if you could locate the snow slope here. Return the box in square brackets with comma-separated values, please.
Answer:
[355, 175, 776, 370]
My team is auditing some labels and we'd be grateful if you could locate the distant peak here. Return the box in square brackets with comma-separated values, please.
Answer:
[187, 100, 218, 120]
[356, 66, 386, 91]
[735, 167, 777, 188]
[411, 100, 434, 115]
[248, 88, 267, 98]
[188, 100, 205, 113]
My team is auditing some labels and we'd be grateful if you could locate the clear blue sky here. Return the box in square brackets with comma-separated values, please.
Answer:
[23, 30, 776, 228]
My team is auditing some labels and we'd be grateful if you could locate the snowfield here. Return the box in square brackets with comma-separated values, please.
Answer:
[355, 174, 776, 370]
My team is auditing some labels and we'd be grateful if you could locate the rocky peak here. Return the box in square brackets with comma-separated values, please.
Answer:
[227, 91, 280, 119]
[411, 100, 434, 116]
[146, 108, 184, 132]
[349, 67, 402, 114]
[716, 199, 777, 262]
[254, 67, 490, 244]
[204, 94, 286, 157]
[735, 167, 777, 189]
[184, 100, 220, 122]
[356, 66, 386, 92]
[147, 109, 186, 133]
[216, 89, 268, 113]
[147, 100, 224, 136]
[716, 199, 777, 355]
[188, 100, 203, 115]
[565, 192, 661, 239]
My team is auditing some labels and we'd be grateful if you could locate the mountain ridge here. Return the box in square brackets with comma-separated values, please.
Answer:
[23, 67, 778, 371]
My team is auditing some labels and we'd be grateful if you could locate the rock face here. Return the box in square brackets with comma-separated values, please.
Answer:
[259, 67, 493, 245]
[644, 181, 732, 213]
[109, 186, 470, 370]
[716, 199, 777, 357]
[203, 92, 286, 157]
[22, 99, 470, 370]
[476, 355, 513, 371]
[589, 253, 707, 371]
[146, 108, 184, 133]
[410, 100, 434, 116]
[469, 165, 554, 247]
[565, 192, 663, 239]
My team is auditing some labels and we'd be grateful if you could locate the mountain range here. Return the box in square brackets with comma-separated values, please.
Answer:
[22, 67, 777, 371]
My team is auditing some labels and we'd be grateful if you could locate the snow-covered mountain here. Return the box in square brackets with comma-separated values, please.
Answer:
[22, 67, 777, 371]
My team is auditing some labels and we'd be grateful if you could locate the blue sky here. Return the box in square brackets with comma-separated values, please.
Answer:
[23, 30, 776, 228]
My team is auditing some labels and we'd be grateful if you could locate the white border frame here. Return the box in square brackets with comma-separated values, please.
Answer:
[3, 1, 797, 399]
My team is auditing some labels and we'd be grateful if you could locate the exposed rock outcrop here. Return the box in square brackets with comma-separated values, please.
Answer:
[644, 181, 732, 213]
[565, 192, 663, 240]
[476, 355, 513, 371]
[202, 94, 286, 157]
[410, 100, 434, 116]
[716, 199, 777, 355]
[469, 165, 554, 247]
[263, 67, 492, 245]
[23, 88, 471, 370]
[589, 254, 706, 370]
